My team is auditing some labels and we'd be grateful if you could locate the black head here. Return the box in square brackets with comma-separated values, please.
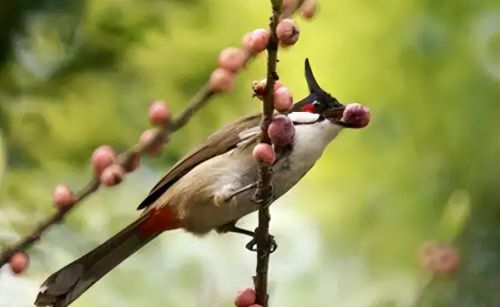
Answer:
[292, 59, 343, 114]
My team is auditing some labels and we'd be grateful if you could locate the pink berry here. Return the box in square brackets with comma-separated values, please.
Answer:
[276, 19, 300, 46]
[300, 0, 317, 19]
[10, 251, 29, 274]
[268, 115, 295, 147]
[234, 288, 256, 307]
[139, 129, 164, 155]
[218, 47, 247, 73]
[274, 87, 293, 112]
[341, 103, 371, 128]
[148, 100, 171, 127]
[242, 32, 252, 49]
[243, 29, 270, 54]
[253, 143, 276, 165]
[209, 68, 235, 92]
[91, 145, 117, 176]
[100, 164, 125, 187]
[52, 184, 76, 208]
[123, 153, 140, 172]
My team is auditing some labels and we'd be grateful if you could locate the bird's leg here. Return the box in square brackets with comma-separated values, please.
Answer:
[217, 222, 278, 254]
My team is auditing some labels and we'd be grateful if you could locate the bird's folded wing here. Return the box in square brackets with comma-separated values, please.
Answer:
[137, 114, 261, 210]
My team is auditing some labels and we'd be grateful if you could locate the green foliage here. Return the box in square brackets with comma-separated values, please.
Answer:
[0, 0, 500, 306]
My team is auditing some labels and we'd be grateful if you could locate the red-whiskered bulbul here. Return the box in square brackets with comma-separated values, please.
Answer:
[35, 59, 370, 307]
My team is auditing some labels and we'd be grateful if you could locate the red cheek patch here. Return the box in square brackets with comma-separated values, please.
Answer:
[301, 103, 315, 113]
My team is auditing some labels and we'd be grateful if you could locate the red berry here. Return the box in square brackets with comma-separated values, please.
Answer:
[268, 115, 295, 146]
[277, 19, 300, 46]
[52, 184, 76, 208]
[243, 29, 270, 54]
[209, 68, 235, 92]
[100, 164, 125, 186]
[91, 145, 116, 176]
[139, 130, 164, 155]
[218, 47, 247, 73]
[253, 143, 276, 165]
[148, 100, 171, 127]
[274, 87, 293, 112]
[235, 288, 257, 307]
[9, 251, 29, 274]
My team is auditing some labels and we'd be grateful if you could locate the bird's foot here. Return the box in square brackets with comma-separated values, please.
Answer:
[245, 234, 278, 257]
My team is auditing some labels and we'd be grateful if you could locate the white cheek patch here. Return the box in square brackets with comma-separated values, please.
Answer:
[288, 112, 320, 124]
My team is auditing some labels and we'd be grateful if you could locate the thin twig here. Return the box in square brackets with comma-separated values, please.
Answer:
[252, 1, 282, 306]
[0, 84, 219, 268]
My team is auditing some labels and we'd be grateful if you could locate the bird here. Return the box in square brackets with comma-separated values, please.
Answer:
[34, 59, 370, 307]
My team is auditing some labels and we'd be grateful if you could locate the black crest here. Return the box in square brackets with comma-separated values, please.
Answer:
[293, 59, 342, 112]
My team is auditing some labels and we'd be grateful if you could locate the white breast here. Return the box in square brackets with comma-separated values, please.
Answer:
[272, 119, 343, 196]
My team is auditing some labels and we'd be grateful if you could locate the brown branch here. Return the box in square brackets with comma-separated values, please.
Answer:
[0, 83, 221, 268]
[252, 1, 282, 306]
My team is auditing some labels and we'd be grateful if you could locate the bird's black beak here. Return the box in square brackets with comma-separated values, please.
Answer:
[322, 106, 349, 127]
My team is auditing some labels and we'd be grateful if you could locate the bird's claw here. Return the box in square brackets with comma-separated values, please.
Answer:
[245, 234, 277, 256]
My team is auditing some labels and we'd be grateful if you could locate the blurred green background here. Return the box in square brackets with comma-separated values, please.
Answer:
[1, 0, 500, 306]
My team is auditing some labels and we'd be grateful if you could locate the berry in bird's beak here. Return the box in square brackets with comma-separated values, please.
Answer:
[339, 103, 370, 128]
[323, 103, 370, 128]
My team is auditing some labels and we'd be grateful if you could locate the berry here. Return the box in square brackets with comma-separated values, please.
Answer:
[148, 100, 171, 127]
[274, 87, 293, 112]
[52, 184, 76, 208]
[277, 19, 300, 46]
[268, 115, 295, 146]
[300, 0, 317, 19]
[218, 47, 247, 73]
[341, 103, 371, 128]
[209, 68, 235, 92]
[243, 29, 270, 54]
[91, 145, 117, 176]
[100, 164, 125, 186]
[9, 252, 29, 274]
[234, 288, 257, 307]
[253, 143, 276, 165]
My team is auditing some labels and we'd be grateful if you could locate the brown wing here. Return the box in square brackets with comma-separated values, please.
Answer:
[137, 114, 262, 210]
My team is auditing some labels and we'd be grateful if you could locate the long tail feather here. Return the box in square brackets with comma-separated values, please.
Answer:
[35, 216, 158, 307]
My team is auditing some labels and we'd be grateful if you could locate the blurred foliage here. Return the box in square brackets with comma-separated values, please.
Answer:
[0, 0, 500, 306]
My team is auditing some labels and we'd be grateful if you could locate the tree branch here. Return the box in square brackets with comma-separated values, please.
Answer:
[0, 81, 221, 268]
[252, 1, 282, 306]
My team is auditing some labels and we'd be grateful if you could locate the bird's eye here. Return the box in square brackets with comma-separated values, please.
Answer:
[312, 101, 326, 113]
